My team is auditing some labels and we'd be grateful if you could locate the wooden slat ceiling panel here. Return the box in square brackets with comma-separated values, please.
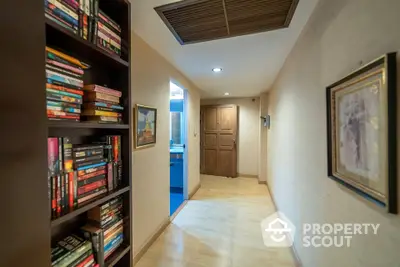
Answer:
[154, 0, 299, 45]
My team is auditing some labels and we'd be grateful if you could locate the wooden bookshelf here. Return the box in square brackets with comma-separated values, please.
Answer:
[2, 1, 132, 266]
[46, 0, 132, 266]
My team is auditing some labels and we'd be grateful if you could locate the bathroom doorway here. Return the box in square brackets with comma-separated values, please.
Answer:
[169, 81, 188, 215]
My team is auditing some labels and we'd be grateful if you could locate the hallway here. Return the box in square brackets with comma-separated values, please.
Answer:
[135, 175, 296, 267]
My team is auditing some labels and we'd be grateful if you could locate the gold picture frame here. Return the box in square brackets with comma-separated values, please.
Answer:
[134, 104, 157, 150]
[326, 53, 397, 214]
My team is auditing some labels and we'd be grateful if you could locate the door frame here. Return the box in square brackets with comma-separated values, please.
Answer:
[170, 80, 189, 201]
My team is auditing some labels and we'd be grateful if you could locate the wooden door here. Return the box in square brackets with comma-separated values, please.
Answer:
[201, 105, 238, 177]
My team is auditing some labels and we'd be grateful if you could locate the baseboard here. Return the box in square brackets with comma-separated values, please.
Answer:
[133, 217, 171, 266]
[238, 173, 258, 178]
[258, 180, 267, 185]
[263, 182, 303, 267]
[188, 182, 201, 199]
[170, 200, 188, 221]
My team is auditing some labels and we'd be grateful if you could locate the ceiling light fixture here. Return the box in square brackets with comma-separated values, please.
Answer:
[212, 67, 222, 73]
[224, 92, 230, 96]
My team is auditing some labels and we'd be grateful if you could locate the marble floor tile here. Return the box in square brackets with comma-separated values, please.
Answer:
[135, 175, 296, 267]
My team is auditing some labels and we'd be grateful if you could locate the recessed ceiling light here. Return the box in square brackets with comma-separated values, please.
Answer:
[224, 92, 230, 96]
[212, 68, 222, 73]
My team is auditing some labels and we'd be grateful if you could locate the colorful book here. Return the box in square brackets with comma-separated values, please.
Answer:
[82, 110, 120, 117]
[83, 84, 122, 97]
[46, 47, 89, 69]
[83, 102, 124, 110]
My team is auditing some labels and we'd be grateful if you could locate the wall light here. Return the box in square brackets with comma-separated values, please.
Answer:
[224, 92, 230, 96]
[212, 68, 222, 73]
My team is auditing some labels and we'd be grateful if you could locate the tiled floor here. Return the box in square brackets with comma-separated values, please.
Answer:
[170, 192, 184, 215]
[135, 175, 296, 267]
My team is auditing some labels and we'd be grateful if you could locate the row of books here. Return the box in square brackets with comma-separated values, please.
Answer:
[48, 136, 122, 218]
[52, 235, 97, 267]
[46, 46, 124, 123]
[45, 0, 122, 57]
[46, 46, 88, 121]
[83, 197, 124, 265]
[52, 197, 124, 267]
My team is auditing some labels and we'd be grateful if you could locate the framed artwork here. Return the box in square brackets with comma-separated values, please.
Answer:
[326, 53, 397, 214]
[134, 104, 157, 149]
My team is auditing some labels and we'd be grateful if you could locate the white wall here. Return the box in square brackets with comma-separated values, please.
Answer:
[201, 98, 260, 177]
[267, 0, 400, 266]
[131, 33, 201, 255]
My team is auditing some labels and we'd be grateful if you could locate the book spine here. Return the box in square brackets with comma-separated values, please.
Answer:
[78, 188, 107, 204]
[97, 37, 121, 56]
[62, 137, 73, 172]
[77, 161, 107, 171]
[46, 83, 84, 96]
[78, 174, 106, 187]
[92, 0, 99, 44]
[47, 138, 59, 176]
[46, 70, 83, 87]
[62, 0, 79, 10]
[107, 162, 114, 191]
[73, 144, 104, 152]
[104, 225, 123, 244]
[116, 161, 122, 187]
[104, 233, 123, 254]
[46, 1, 79, 31]
[48, 100, 80, 109]
[48, 0, 79, 20]
[97, 29, 121, 49]
[68, 172, 74, 210]
[47, 88, 83, 99]
[47, 105, 81, 114]
[78, 180, 107, 195]
[74, 148, 103, 158]
[48, 110, 80, 118]
[74, 154, 104, 164]
[45, 47, 84, 69]
[98, 10, 121, 33]
[52, 176, 57, 218]
[48, 115, 80, 121]
[60, 174, 65, 215]
[56, 175, 62, 217]
[47, 91, 83, 104]
[86, 102, 124, 110]
[83, 85, 122, 97]
[78, 0, 84, 38]
[54, 241, 92, 267]
[65, 173, 69, 211]
[82, 110, 120, 117]
[46, 59, 83, 75]
[45, 11, 78, 35]
[68, 250, 92, 267]
[97, 21, 121, 42]
[112, 161, 118, 189]
[46, 52, 80, 71]
[76, 253, 94, 267]
[85, 92, 119, 103]
[75, 159, 107, 169]
[77, 165, 106, 176]
[58, 137, 64, 173]
[104, 219, 123, 236]
[46, 63, 82, 79]
[85, 116, 119, 123]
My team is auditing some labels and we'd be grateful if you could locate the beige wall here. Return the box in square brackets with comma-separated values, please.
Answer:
[201, 98, 260, 176]
[131, 33, 201, 255]
[267, 0, 400, 266]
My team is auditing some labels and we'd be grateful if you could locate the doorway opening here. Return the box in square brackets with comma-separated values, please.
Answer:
[169, 81, 188, 215]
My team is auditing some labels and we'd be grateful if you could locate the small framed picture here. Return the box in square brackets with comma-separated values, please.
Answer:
[134, 104, 157, 150]
[326, 53, 397, 213]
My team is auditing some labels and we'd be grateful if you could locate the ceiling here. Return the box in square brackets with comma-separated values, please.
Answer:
[132, 0, 319, 99]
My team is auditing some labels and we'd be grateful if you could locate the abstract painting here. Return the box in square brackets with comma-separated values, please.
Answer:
[326, 53, 397, 213]
[134, 104, 157, 149]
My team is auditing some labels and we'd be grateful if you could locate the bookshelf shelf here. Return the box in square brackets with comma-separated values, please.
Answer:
[48, 121, 130, 129]
[105, 244, 131, 267]
[45, 17, 129, 69]
[51, 186, 130, 228]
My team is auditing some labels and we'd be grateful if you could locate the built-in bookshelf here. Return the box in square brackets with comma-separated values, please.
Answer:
[45, 0, 132, 267]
